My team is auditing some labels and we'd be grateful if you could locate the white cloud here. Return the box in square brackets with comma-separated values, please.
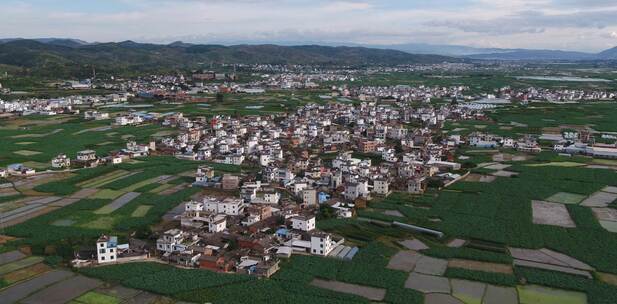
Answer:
[323, 1, 372, 12]
[0, 0, 616, 51]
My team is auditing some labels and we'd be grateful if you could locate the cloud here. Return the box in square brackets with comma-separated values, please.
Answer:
[428, 9, 617, 34]
[323, 1, 372, 12]
[0, 0, 616, 52]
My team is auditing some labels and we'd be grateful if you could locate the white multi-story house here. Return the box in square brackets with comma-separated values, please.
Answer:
[156, 229, 184, 253]
[310, 233, 335, 256]
[204, 197, 245, 216]
[302, 188, 318, 205]
[408, 177, 426, 194]
[373, 179, 390, 196]
[180, 201, 227, 232]
[344, 181, 369, 201]
[125, 141, 150, 157]
[291, 216, 316, 232]
[259, 154, 272, 166]
[115, 115, 144, 126]
[84, 111, 109, 120]
[263, 190, 281, 204]
[51, 154, 71, 168]
[76, 150, 97, 162]
[97, 235, 117, 264]
[195, 166, 214, 184]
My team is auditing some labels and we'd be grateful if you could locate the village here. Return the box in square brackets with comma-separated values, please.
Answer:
[2, 71, 617, 304]
[5, 91, 606, 281]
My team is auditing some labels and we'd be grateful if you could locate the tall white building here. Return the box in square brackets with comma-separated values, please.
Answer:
[310, 233, 334, 256]
[96, 235, 117, 264]
[203, 197, 245, 216]
[291, 216, 316, 232]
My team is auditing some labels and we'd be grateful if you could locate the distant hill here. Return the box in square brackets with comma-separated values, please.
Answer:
[465, 49, 596, 61]
[0, 39, 459, 77]
[598, 46, 617, 60]
[363, 42, 514, 56]
[0, 38, 88, 47]
[363, 41, 617, 61]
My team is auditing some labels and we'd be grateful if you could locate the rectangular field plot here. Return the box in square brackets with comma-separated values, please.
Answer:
[51, 219, 75, 227]
[2, 263, 52, 284]
[70, 188, 99, 199]
[532, 201, 576, 228]
[22, 161, 49, 169]
[602, 186, 617, 194]
[73, 291, 121, 304]
[517, 285, 587, 304]
[21, 275, 103, 304]
[120, 175, 172, 192]
[0, 251, 26, 265]
[81, 217, 115, 230]
[77, 170, 132, 189]
[131, 205, 152, 217]
[464, 174, 496, 183]
[581, 191, 617, 207]
[94, 192, 140, 215]
[90, 189, 126, 200]
[148, 183, 174, 193]
[0, 256, 45, 275]
[545, 192, 586, 205]
[310, 278, 386, 301]
[0, 270, 75, 304]
[13, 150, 42, 156]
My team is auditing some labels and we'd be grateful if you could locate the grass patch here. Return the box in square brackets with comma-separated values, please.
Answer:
[149, 183, 174, 193]
[131, 205, 152, 217]
[13, 150, 42, 156]
[546, 192, 587, 205]
[90, 189, 126, 200]
[444, 268, 518, 286]
[78, 170, 131, 189]
[517, 285, 587, 304]
[0, 256, 45, 275]
[80, 217, 115, 230]
[74, 291, 121, 304]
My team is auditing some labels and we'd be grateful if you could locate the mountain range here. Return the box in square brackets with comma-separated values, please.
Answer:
[0, 38, 458, 77]
[0, 38, 616, 78]
[136, 39, 617, 60]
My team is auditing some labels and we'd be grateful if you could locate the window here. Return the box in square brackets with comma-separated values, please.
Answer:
[110, 256, 114, 260]
[99, 249, 106, 254]
[109, 249, 114, 253]
[100, 243, 104, 248]
[101, 256, 105, 260]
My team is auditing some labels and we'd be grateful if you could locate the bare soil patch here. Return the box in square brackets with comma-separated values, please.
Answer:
[448, 259, 513, 274]
[532, 200, 576, 228]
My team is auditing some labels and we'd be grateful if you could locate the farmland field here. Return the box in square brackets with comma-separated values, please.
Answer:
[1, 82, 617, 304]
[131, 205, 152, 217]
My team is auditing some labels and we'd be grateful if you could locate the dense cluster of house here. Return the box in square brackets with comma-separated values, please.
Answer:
[0, 93, 132, 117]
[549, 129, 617, 159]
[153, 101, 480, 202]
[50, 140, 154, 170]
[147, 194, 350, 277]
[467, 132, 542, 153]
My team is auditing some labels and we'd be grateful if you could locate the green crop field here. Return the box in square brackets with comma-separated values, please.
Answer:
[73, 291, 121, 304]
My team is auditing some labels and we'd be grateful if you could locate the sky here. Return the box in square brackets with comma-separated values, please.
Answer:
[1, 0, 617, 52]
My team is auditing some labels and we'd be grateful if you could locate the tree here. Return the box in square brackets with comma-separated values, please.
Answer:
[216, 92, 225, 103]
